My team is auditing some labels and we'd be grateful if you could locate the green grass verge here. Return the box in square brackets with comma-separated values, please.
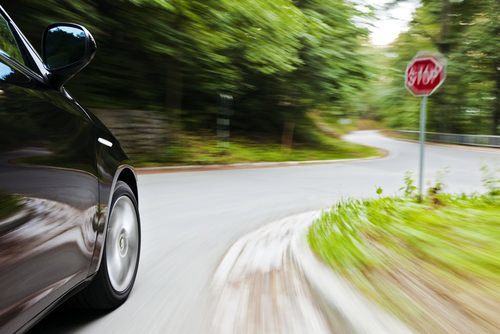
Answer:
[308, 194, 500, 333]
[312, 112, 382, 136]
[132, 131, 380, 167]
[0, 192, 22, 221]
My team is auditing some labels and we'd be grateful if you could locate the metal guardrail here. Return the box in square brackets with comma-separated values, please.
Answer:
[396, 130, 500, 148]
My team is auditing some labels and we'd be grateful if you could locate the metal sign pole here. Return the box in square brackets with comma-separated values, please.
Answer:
[406, 53, 446, 201]
[217, 93, 233, 154]
[418, 95, 428, 201]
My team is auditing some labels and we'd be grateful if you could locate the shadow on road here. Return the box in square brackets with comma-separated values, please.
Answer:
[28, 300, 109, 334]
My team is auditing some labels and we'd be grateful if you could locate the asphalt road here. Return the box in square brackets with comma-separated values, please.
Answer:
[32, 131, 499, 333]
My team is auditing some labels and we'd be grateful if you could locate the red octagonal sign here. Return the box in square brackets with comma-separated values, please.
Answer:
[405, 56, 446, 96]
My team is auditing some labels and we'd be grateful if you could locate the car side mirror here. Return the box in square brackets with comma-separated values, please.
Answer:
[42, 23, 96, 89]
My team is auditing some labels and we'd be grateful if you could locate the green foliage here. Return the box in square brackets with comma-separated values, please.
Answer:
[427, 181, 444, 206]
[131, 130, 379, 167]
[0, 192, 22, 220]
[308, 192, 500, 332]
[399, 171, 417, 198]
[480, 164, 500, 196]
[3, 0, 369, 141]
[0, 15, 24, 64]
[3, 0, 497, 144]
[427, 167, 449, 205]
[373, 0, 500, 135]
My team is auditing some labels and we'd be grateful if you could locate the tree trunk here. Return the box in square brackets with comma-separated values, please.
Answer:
[281, 120, 295, 150]
[438, 0, 452, 55]
[165, 1, 184, 115]
[434, 0, 452, 132]
[165, 56, 183, 113]
[493, 61, 500, 135]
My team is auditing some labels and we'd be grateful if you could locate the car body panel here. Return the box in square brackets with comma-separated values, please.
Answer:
[0, 55, 99, 333]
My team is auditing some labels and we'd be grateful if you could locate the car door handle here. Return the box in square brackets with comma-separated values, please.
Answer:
[98, 137, 113, 148]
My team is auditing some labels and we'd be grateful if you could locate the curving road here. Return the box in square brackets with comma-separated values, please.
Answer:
[32, 131, 499, 333]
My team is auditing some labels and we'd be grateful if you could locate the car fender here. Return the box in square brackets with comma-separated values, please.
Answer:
[88, 163, 138, 276]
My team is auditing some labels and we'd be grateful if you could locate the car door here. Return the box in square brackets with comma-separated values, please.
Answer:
[0, 14, 99, 333]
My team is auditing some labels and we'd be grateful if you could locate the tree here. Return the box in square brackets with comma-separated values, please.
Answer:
[376, 0, 499, 134]
[3, 0, 370, 140]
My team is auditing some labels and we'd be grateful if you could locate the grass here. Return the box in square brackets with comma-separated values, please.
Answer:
[308, 193, 500, 333]
[131, 129, 380, 167]
[0, 192, 22, 221]
[382, 129, 419, 142]
[311, 112, 382, 136]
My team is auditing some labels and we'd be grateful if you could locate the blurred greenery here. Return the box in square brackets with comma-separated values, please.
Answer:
[0, 13, 24, 64]
[132, 128, 380, 167]
[3, 0, 368, 134]
[2, 0, 497, 165]
[308, 190, 500, 332]
[0, 192, 22, 221]
[371, 0, 500, 135]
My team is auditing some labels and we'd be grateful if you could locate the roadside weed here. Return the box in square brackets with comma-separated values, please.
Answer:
[308, 172, 500, 332]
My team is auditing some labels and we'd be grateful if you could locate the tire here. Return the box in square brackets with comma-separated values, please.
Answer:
[76, 181, 141, 310]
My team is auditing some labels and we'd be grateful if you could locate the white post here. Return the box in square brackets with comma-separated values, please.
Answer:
[418, 95, 428, 201]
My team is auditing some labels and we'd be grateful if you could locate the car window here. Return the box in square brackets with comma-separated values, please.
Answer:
[0, 15, 25, 65]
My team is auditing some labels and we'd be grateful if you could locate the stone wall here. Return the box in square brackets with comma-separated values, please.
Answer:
[92, 109, 169, 157]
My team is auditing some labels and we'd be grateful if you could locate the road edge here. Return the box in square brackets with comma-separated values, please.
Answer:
[382, 130, 500, 153]
[209, 210, 412, 334]
[136, 149, 388, 175]
[290, 215, 412, 334]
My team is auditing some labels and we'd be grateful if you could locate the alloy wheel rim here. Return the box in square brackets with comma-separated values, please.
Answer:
[106, 195, 139, 293]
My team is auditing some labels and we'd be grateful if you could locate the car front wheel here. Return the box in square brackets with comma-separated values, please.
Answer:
[77, 181, 140, 309]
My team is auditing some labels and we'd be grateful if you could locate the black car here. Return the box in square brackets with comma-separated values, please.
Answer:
[0, 6, 141, 333]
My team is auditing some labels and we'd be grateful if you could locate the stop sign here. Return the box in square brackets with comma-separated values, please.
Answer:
[405, 56, 446, 96]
